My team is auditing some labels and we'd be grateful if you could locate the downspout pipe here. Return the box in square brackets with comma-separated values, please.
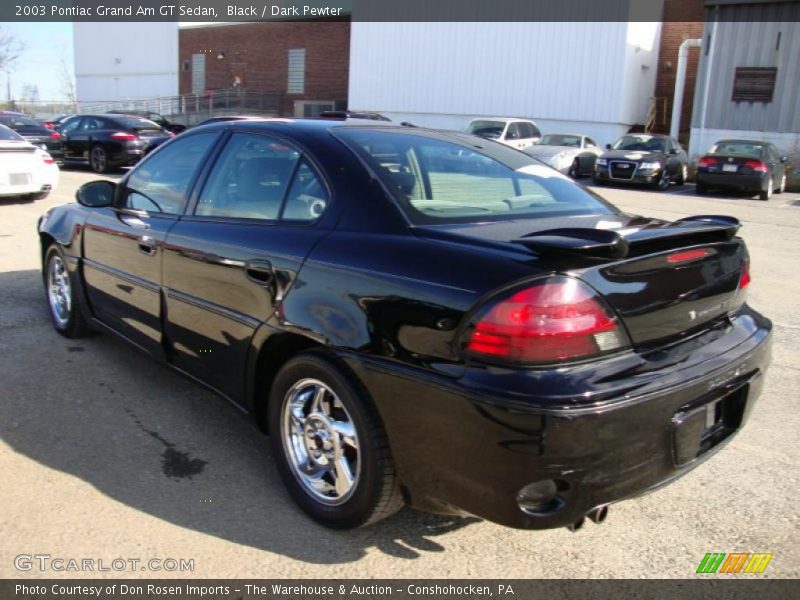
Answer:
[670, 38, 702, 140]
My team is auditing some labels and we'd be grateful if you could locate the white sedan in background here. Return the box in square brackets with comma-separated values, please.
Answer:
[523, 133, 603, 178]
[0, 123, 59, 201]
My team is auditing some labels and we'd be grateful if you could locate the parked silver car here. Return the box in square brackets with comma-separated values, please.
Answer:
[523, 134, 602, 178]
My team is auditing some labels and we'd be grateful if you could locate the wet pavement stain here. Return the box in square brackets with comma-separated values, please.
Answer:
[67, 346, 85, 352]
[124, 408, 208, 479]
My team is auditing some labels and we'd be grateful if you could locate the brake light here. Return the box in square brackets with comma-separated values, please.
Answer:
[41, 154, 54, 164]
[463, 277, 629, 363]
[697, 156, 716, 168]
[667, 248, 711, 264]
[740, 259, 751, 289]
[111, 131, 138, 141]
[49, 131, 61, 140]
[744, 160, 767, 173]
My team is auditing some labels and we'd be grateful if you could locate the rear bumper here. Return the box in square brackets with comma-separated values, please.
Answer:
[346, 307, 772, 529]
[697, 171, 766, 192]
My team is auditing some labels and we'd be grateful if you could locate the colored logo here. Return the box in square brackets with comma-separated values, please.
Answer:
[696, 552, 773, 574]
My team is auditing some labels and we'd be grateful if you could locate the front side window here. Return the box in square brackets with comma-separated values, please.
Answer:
[336, 129, 615, 225]
[124, 132, 217, 215]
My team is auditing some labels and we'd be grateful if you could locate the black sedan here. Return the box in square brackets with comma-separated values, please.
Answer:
[696, 139, 789, 201]
[593, 133, 689, 190]
[58, 114, 173, 173]
[0, 111, 63, 160]
[38, 120, 771, 531]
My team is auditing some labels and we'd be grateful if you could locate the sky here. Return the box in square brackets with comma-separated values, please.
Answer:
[3, 22, 73, 102]
[2, 22, 204, 103]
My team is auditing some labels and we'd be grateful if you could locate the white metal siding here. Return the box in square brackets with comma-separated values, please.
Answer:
[692, 15, 800, 134]
[73, 23, 179, 101]
[349, 21, 661, 137]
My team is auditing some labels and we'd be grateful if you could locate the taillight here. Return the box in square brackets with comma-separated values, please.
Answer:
[463, 277, 629, 364]
[49, 131, 61, 140]
[744, 160, 767, 173]
[740, 259, 751, 289]
[697, 156, 716, 168]
[111, 131, 138, 141]
[42, 154, 55, 164]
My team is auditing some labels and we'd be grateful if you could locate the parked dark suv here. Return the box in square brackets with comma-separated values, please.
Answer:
[58, 114, 173, 173]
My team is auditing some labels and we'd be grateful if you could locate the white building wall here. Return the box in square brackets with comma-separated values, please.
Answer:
[349, 22, 662, 147]
[74, 23, 179, 102]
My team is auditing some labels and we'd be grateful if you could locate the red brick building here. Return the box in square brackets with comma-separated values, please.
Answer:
[178, 20, 350, 116]
[652, 0, 706, 138]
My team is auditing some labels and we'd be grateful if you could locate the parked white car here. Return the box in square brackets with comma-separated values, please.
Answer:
[523, 133, 603, 178]
[0, 124, 58, 201]
[462, 117, 541, 150]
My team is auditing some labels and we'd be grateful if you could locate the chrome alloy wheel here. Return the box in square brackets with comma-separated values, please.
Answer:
[47, 255, 72, 328]
[281, 378, 360, 505]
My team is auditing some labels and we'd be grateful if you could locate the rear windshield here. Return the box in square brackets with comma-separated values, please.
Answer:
[708, 141, 765, 158]
[0, 124, 24, 141]
[612, 135, 665, 153]
[117, 117, 162, 131]
[0, 115, 40, 127]
[463, 120, 505, 139]
[335, 128, 616, 225]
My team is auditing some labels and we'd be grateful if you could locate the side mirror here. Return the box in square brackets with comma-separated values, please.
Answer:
[76, 180, 116, 207]
[605, 143, 612, 150]
[781, 156, 789, 163]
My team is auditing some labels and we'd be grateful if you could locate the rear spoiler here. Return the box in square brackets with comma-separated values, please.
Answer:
[513, 215, 741, 260]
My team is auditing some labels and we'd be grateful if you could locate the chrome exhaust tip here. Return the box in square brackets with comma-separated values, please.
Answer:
[587, 505, 609, 524]
[567, 517, 585, 532]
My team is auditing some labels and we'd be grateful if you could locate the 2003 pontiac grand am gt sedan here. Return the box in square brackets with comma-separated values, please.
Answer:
[38, 119, 772, 531]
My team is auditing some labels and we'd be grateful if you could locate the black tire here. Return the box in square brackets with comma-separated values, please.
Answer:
[267, 351, 403, 528]
[759, 176, 773, 201]
[695, 182, 707, 195]
[44, 244, 88, 338]
[654, 168, 670, 191]
[29, 191, 51, 201]
[776, 172, 786, 194]
[675, 164, 687, 186]
[569, 159, 581, 179]
[89, 144, 110, 174]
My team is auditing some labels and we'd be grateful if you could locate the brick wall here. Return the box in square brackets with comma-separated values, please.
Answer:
[653, 0, 705, 138]
[179, 20, 350, 115]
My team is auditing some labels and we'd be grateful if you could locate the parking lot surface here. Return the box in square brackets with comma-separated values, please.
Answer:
[1, 168, 799, 578]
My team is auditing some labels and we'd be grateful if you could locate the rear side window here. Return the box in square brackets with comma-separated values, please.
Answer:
[195, 133, 300, 220]
[336, 129, 615, 225]
[0, 124, 23, 140]
[124, 132, 217, 215]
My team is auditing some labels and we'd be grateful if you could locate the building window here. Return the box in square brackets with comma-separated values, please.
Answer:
[182, 60, 191, 72]
[732, 67, 777, 103]
[288, 48, 306, 94]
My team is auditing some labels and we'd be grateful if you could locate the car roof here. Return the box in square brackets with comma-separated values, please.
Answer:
[468, 117, 537, 123]
[200, 117, 407, 133]
[714, 138, 768, 145]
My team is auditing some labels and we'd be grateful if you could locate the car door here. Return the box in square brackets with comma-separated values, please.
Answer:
[162, 131, 333, 401]
[81, 131, 220, 357]
[57, 117, 84, 160]
[504, 122, 528, 150]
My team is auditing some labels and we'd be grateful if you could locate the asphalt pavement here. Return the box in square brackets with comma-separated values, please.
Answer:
[1, 168, 798, 578]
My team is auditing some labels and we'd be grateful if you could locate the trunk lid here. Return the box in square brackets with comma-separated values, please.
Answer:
[416, 213, 747, 347]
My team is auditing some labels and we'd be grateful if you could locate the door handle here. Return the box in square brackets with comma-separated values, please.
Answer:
[245, 260, 273, 286]
[138, 236, 157, 256]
